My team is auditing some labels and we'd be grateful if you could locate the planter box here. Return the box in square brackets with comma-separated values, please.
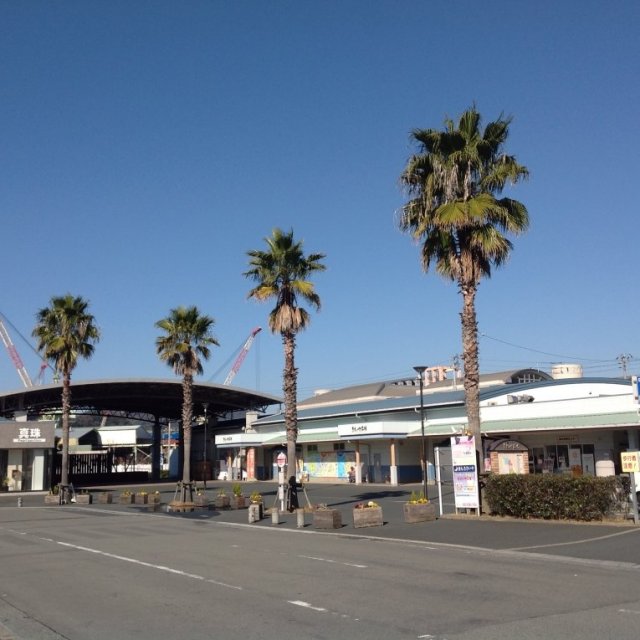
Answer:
[232, 495, 247, 509]
[403, 502, 436, 523]
[352, 506, 383, 528]
[214, 495, 230, 510]
[135, 494, 148, 505]
[119, 494, 134, 504]
[194, 494, 210, 508]
[97, 492, 113, 504]
[313, 509, 342, 529]
[75, 494, 92, 505]
[148, 493, 161, 504]
[44, 494, 60, 505]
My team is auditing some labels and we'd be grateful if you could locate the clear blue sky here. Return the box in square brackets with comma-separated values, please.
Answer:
[1, 1, 638, 398]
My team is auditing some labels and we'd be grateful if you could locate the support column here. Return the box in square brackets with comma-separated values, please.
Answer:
[355, 442, 362, 484]
[389, 439, 398, 486]
[151, 416, 161, 482]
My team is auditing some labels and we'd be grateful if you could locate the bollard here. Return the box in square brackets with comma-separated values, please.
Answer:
[248, 504, 259, 523]
[296, 508, 305, 528]
[271, 508, 280, 525]
[17, 497, 23, 508]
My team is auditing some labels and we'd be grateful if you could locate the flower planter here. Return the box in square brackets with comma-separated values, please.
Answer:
[75, 494, 92, 505]
[44, 494, 60, 505]
[352, 506, 383, 528]
[232, 495, 247, 509]
[97, 492, 113, 504]
[135, 494, 148, 505]
[214, 495, 230, 510]
[148, 493, 161, 504]
[313, 508, 342, 529]
[403, 502, 436, 523]
[194, 494, 210, 508]
[119, 494, 134, 504]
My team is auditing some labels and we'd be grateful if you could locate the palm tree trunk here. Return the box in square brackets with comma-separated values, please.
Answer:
[60, 370, 71, 496]
[181, 372, 193, 501]
[461, 281, 481, 458]
[282, 331, 298, 479]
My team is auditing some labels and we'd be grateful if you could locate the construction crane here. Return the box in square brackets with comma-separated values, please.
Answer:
[223, 327, 262, 386]
[0, 317, 33, 387]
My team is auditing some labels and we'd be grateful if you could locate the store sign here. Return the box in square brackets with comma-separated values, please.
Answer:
[451, 435, 479, 510]
[621, 451, 640, 473]
[337, 422, 408, 439]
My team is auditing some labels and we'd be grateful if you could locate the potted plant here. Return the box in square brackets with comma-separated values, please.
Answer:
[313, 503, 342, 529]
[75, 490, 92, 505]
[214, 488, 230, 510]
[352, 500, 383, 528]
[135, 490, 149, 505]
[232, 483, 246, 509]
[119, 490, 134, 504]
[194, 489, 210, 508]
[248, 491, 263, 520]
[403, 491, 436, 523]
[98, 491, 113, 504]
[44, 485, 60, 505]
[148, 491, 161, 505]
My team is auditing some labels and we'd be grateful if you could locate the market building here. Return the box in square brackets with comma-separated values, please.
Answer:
[215, 368, 640, 484]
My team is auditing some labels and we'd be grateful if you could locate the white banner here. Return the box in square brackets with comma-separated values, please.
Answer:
[451, 435, 479, 510]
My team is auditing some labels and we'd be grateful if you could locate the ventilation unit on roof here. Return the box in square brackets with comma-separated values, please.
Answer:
[507, 394, 534, 404]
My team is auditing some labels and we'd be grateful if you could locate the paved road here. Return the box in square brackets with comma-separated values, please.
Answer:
[1, 482, 639, 639]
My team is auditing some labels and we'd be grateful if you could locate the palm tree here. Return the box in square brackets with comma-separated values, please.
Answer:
[245, 228, 326, 479]
[399, 106, 529, 459]
[155, 306, 218, 503]
[32, 294, 100, 501]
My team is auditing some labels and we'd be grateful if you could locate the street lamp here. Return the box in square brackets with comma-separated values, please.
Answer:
[413, 366, 428, 500]
[202, 403, 209, 489]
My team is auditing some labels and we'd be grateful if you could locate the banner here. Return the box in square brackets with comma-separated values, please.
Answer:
[451, 435, 479, 510]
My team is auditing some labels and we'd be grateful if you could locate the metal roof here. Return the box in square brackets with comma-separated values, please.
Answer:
[0, 378, 282, 423]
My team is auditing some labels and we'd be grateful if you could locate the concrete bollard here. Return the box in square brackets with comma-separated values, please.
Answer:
[271, 508, 280, 525]
[17, 497, 23, 508]
[296, 508, 305, 528]
[248, 503, 259, 523]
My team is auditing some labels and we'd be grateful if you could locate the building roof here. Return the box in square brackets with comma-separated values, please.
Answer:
[0, 378, 282, 423]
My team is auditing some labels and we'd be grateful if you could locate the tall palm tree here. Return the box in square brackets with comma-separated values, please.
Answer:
[155, 306, 218, 503]
[245, 228, 326, 479]
[399, 106, 529, 459]
[32, 294, 100, 501]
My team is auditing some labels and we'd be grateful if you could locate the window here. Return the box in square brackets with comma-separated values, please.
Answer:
[307, 444, 318, 452]
[333, 443, 345, 451]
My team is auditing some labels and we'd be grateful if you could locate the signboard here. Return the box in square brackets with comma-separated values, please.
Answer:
[451, 435, 479, 510]
[633, 376, 639, 403]
[621, 450, 640, 473]
[0, 421, 55, 449]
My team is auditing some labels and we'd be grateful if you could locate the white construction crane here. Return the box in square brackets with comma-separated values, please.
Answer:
[0, 317, 33, 387]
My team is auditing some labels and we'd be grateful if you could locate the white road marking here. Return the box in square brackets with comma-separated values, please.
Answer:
[619, 609, 640, 615]
[299, 554, 367, 568]
[288, 600, 328, 612]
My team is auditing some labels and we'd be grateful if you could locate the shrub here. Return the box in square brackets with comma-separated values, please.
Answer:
[484, 474, 629, 521]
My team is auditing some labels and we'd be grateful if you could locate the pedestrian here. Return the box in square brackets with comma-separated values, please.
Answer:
[348, 466, 356, 483]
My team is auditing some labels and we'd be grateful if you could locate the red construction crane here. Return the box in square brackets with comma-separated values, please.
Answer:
[223, 327, 262, 386]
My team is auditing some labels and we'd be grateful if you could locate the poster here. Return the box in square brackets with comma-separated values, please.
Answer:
[451, 435, 479, 510]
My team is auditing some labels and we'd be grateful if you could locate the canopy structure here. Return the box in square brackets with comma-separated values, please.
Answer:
[0, 378, 282, 424]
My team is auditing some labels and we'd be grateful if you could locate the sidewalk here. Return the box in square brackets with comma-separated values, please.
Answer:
[2, 479, 639, 567]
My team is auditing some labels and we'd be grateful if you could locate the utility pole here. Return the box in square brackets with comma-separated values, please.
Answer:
[617, 353, 633, 379]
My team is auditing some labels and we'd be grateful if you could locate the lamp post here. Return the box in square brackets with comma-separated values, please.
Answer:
[202, 403, 209, 489]
[413, 366, 428, 500]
